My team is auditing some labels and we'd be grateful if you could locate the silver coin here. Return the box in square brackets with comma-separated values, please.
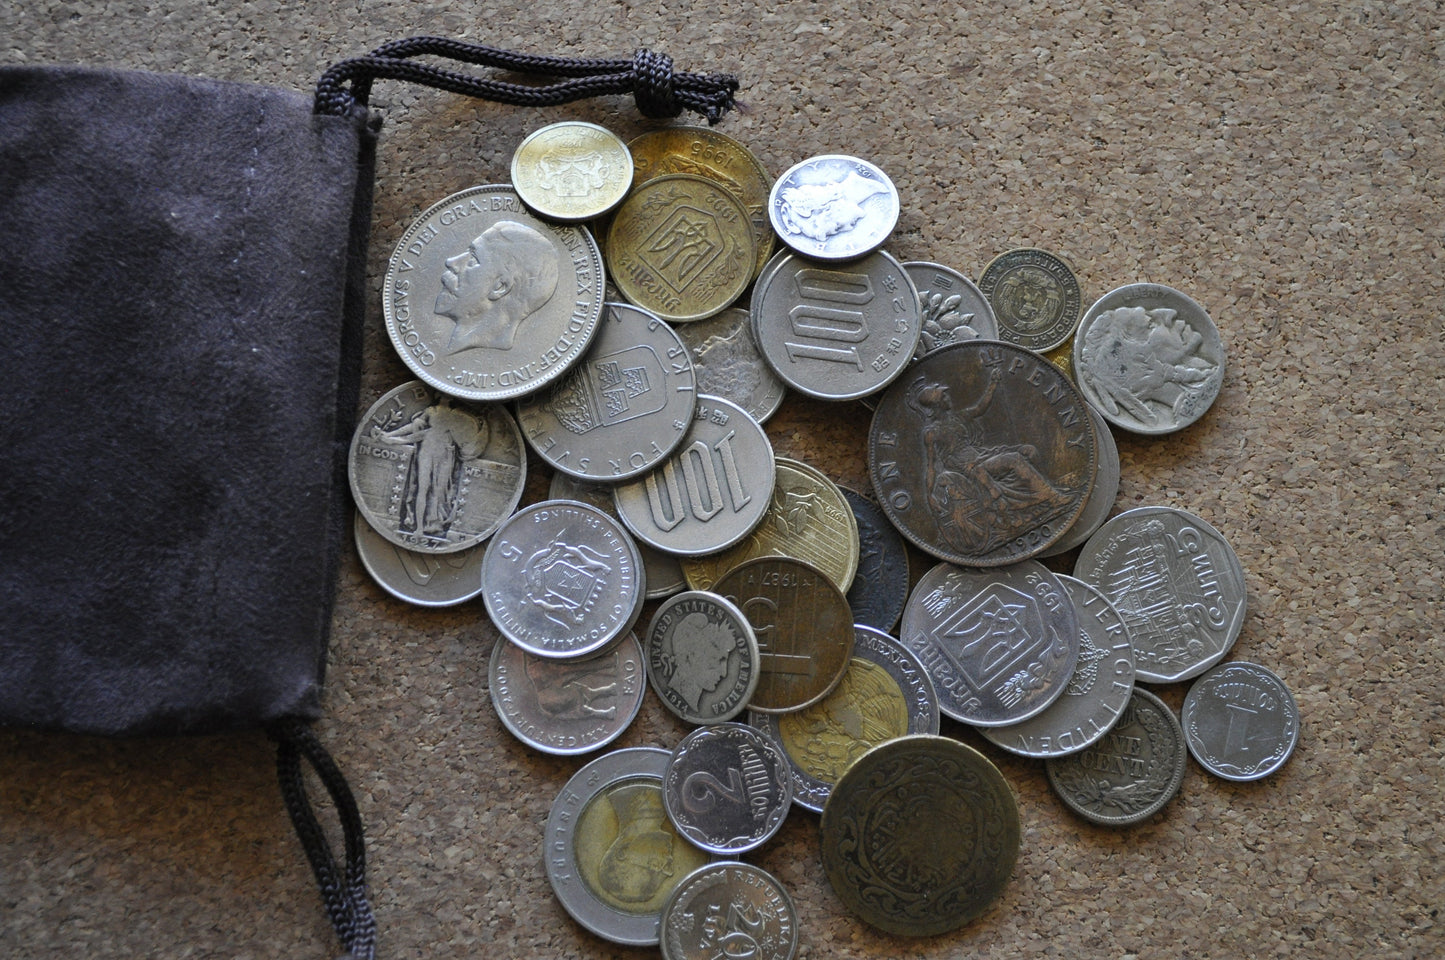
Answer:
[544, 746, 713, 946]
[660, 861, 799, 960]
[1045, 687, 1187, 826]
[1038, 402, 1121, 557]
[1073, 505, 1246, 683]
[903, 260, 1000, 356]
[839, 487, 910, 633]
[382, 184, 605, 402]
[613, 395, 775, 557]
[899, 560, 1079, 727]
[751, 250, 923, 401]
[671, 306, 787, 424]
[1073, 282, 1226, 435]
[750, 624, 940, 813]
[549, 472, 687, 599]
[1181, 661, 1299, 781]
[645, 591, 761, 724]
[980, 575, 1137, 758]
[976, 247, 1083, 353]
[517, 301, 696, 481]
[489, 630, 645, 755]
[351, 511, 486, 607]
[481, 499, 645, 659]
[768, 154, 899, 262]
[349, 381, 526, 554]
[662, 723, 792, 855]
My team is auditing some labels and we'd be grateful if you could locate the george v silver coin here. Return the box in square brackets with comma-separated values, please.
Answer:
[976, 247, 1083, 353]
[839, 487, 910, 633]
[549, 471, 686, 599]
[645, 591, 761, 724]
[903, 260, 1000, 356]
[1181, 661, 1299, 781]
[660, 861, 799, 960]
[671, 306, 787, 424]
[351, 511, 486, 607]
[662, 723, 792, 855]
[768, 154, 899, 262]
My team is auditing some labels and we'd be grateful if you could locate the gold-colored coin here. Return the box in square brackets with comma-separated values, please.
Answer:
[1042, 334, 1076, 383]
[779, 657, 909, 785]
[628, 127, 776, 281]
[679, 457, 859, 594]
[820, 735, 1020, 937]
[605, 173, 756, 322]
[511, 121, 634, 222]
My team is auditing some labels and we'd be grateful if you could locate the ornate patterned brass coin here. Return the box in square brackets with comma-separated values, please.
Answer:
[662, 723, 792, 855]
[606, 174, 756, 322]
[820, 735, 1019, 936]
[1181, 661, 1299, 781]
[768, 154, 899, 262]
[549, 471, 687, 600]
[349, 381, 526, 554]
[382, 184, 604, 402]
[903, 260, 1000, 356]
[868, 340, 1098, 566]
[671, 306, 787, 424]
[511, 121, 634, 222]
[976, 247, 1082, 352]
[839, 487, 910, 633]
[645, 591, 760, 724]
[660, 862, 799, 960]
[351, 512, 487, 607]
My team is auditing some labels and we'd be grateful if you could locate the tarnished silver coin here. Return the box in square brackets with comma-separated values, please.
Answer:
[1181, 661, 1299, 781]
[900, 560, 1079, 727]
[976, 247, 1083, 353]
[544, 747, 712, 946]
[481, 499, 645, 659]
[1073, 282, 1226, 435]
[768, 154, 899, 262]
[659, 862, 799, 960]
[903, 260, 1000, 356]
[645, 591, 760, 724]
[751, 250, 922, 401]
[489, 630, 645, 755]
[1038, 402, 1120, 557]
[1045, 687, 1187, 826]
[549, 471, 687, 599]
[382, 184, 604, 402]
[839, 487, 910, 633]
[662, 723, 792, 854]
[868, 340, 1098, 566]
[980, 575, 1136, 758]
[671, 307, 787, 424]
[1073, 505, 1246, 683]
[349, 381, 526, 554]
[517, 301, 696, 482]
[750, 624, 939, 812]
[352, 511, 486, 607]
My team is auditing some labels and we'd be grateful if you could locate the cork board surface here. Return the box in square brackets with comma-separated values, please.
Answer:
[1, 2, 1440, 958]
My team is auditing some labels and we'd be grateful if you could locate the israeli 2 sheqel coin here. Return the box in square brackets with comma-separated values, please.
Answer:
[511, 120, 633, 222]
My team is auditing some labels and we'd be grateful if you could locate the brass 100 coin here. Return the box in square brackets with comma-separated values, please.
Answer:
[511, 120, 633, 222]
[820, 735, 1019, 936]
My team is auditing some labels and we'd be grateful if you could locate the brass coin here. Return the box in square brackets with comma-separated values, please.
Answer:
[820, 735, 1019, 936]
[976, 247, 1083, 352]
[605, 174, 756, 323]
[511, 120, 634, 222]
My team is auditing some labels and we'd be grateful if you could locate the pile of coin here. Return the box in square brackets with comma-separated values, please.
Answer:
[348, 119, 1298, 952]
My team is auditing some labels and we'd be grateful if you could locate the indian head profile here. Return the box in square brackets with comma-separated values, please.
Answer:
[434, 219, 561, 354]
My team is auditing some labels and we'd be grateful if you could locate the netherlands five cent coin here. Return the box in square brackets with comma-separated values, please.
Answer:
[645, 591, 760, 724]
[662, 723, 792, 855]
[672, 306, 788, 424]
[660, 862, 799, 960]
[1181, 661, 1299, 781]
[511, 120, 633, 222]
[768, 155, 899, 262]
[976, 247, 1083, 352]
[352, 511, 487, 607]
[904, 260, 1000, 356]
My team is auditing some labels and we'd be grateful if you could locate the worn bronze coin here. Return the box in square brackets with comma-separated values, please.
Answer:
[976, 247, 1082, 352]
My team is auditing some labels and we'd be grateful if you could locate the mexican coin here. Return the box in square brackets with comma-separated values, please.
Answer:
[511, 120, 633, 222]
[662, 723, 792, 855]
[1181, 661, 1299, 781]
[768, 154, 899, 262]
[351, 511, 487, 607]
[976, 247, 1083, 352]
[549, 471, 687, 599]
[903, 260, 1000, 356]
[659, 862, 799, 960]
[839, 487, 911, 633]
[645, 591, 760, 724]
[671, 306, 787, 424]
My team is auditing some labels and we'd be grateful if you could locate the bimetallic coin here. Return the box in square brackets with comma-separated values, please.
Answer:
[607, 174, 756, 322]
[489, 630, 645, 755]
[511, 121, 633, 222]
[352, 511, 486, 607]
[751, 625, 939, 812]
[349, 381, 526, 554]
[1073, 282, 1226, 435]
[382, 185, 604, 402]
[839, 487, 911, 633]
[1038, 402, 1120, 558]
[712, 557, 854, 714]
[868, 340, 1098, 566]
[1045, 687, 1187, 826]
[517, 301, 696, 482]
[544, 747, 712, 946]
[977, 248, 1082, 352]
[1073, 506, 1247, 683]
[662, 723, 792, 855]
[672, 307, 787, 424]
[768, 155, 899, 262]
[900, 560, 1079, 727]
[660, 862, 798, 960]
[903, 260, 1000, 357]
[820, 735, 1019, 936]
[645, 591, 760, 724]
[481, 499, 644, 659]
[1181, 661, 1299, 781]
[549, 471, 687, 599]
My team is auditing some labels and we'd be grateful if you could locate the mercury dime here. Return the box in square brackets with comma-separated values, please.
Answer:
[382, 184, 604, 402]
[1073, 506, 1246, 683]
[1045, 687, 1187, 826]
[349, 381, 526, 554]
[489, 630, 645, 755]
[903, 260, 1000, 356]
[549, 472, 687, 599]
[662, 723, 792, 855]
[868, 340, 1098, 566]
[660, 862, 799, 960]
[977, 248, 1082, 352]
[1181, 661, 1299, 781]
[544, 747, 711, 946]
[511, 120, 633, 222]
[839, 487, 910, 633]
[671, 307, 787, 424]
[352, 512, 487, 607]
[768, 154, 899, 262]
[1038, 402, 1120, 558]
[645, 591, 760, 725]
[1073, 282, 1226, 435]
[820, 735, 1019, 936]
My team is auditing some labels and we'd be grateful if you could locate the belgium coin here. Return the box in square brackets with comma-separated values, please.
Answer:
[1181, 661, 1299, 781]
[976, 247, 1082, 352]
[352, 512, 487, 607]
[671, 306, 787, 424]
[820, 735, 1019, 936]
[511, 120, 633, 222]
[768, 154, 899, 262]
[645, 591, 760, 725]
[382, 184, 604, 402]
[660, 862, 799, 960]
[662, 723, 792, 855]
[904, 260, 1000, 356]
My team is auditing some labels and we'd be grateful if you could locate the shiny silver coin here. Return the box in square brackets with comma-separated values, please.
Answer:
[1073, 282, 1225, 435]
[489, 630, 645, 755]
[976, 247, 1083, 353]
[671, 307, 787, 424]
[1045, 687, 1187, 826]
[351, 511, 486, 607]
[768, 154, 899, 262]
[381, 184, 604, 402]
[839, 487, 910, 633]
[1038, 402, 1120, 557]
[900, 560, 1079, 727]
[1073, 505, 1247, 683]
[662, 723, 792, 855]
[544, 747, 713, 946]
[645, 591, 761, 724]
[660, 862, 799, 960]
[549, 471, 687, 599]
[1181, 661, 1299, 781]
[349, 381, 526, 554]
[481, 499, 645, 659]
[903, 260, 1000, 356]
